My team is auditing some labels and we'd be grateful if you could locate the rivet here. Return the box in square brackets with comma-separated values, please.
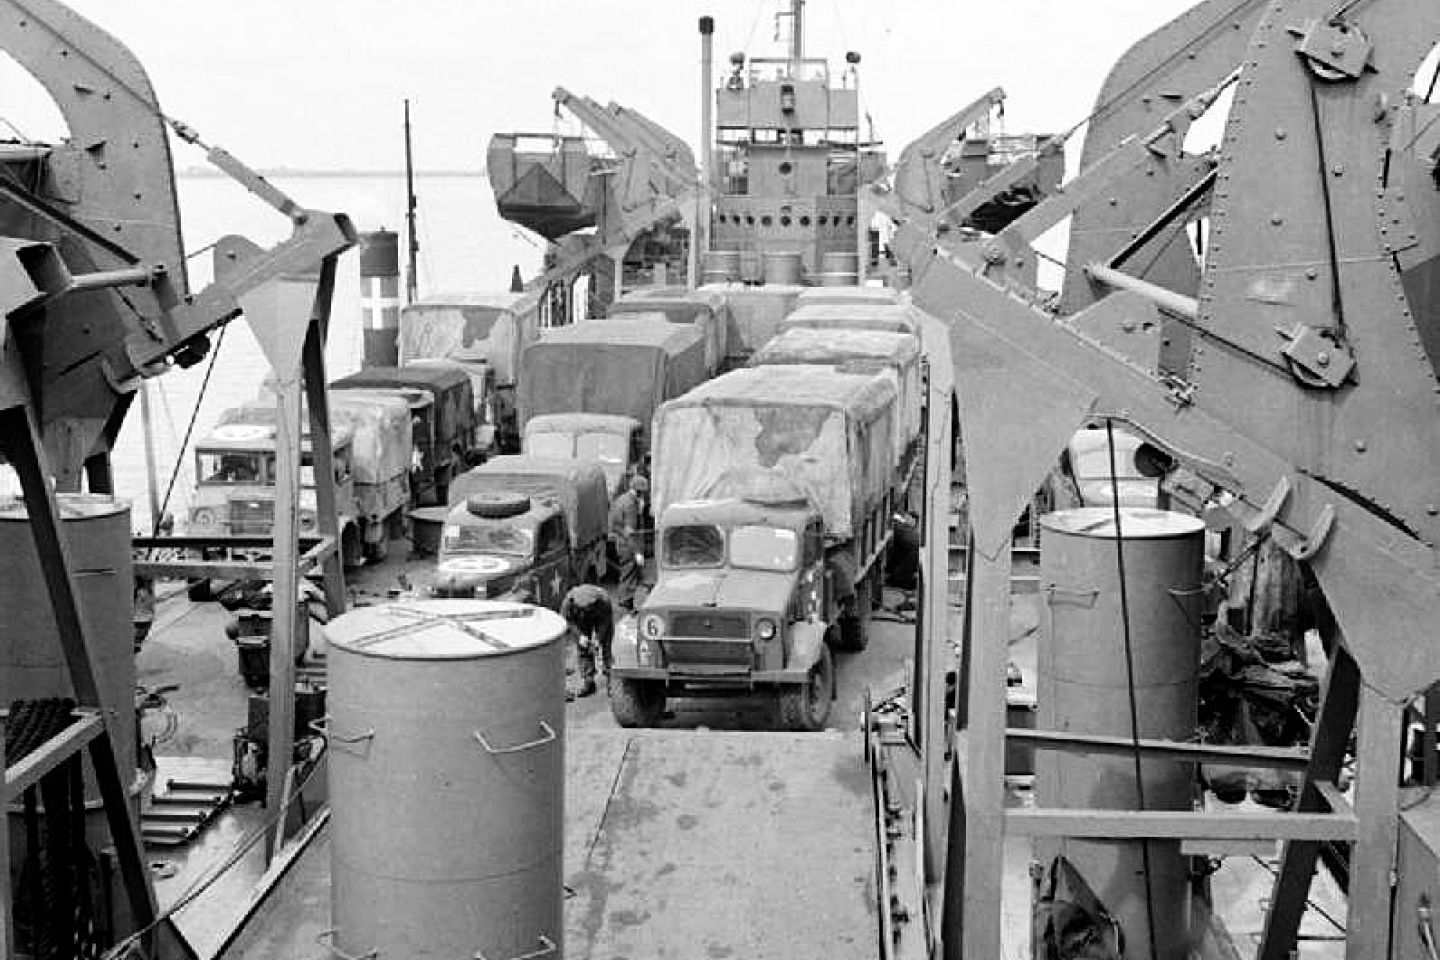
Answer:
[1274, 127, 1287, 140]
[1332, 164, 1345, 176]
[1305, 267, 1318, 279]
[1316, 351, 1330, 367]
[1271, 213, 1284, 225]
[1223, 452, 1236, 467]
[1354, 439, 1367, 453]
[1428, 504, 1438, 516]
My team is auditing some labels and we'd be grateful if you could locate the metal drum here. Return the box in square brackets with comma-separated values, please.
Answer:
[1036, 507, 1205, 960]
[0, 494, 137, 800]
[701, 249, 741, 284]
[326, 599, 566, 960]
[762, 250, 804, 285]
[817, 251, 859, 286]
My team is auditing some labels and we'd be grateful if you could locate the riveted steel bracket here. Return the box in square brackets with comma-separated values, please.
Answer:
[1276, 323, 1355, 388]
[1244, 475, 1291, 534]
[1289, 18, 1373, 81]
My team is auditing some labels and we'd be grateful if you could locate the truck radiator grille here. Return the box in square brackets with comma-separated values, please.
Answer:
[663, 638, 754, 668]
[228, 500, 273, 536]
[668, 611, 749, 639]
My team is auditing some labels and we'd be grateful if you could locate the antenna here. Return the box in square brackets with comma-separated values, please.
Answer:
[404, 98, 419, 304]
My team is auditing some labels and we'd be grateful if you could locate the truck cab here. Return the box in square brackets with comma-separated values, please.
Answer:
[186, 421, 363, 565]
[521, 413, 642, 498]
[432, 455, 610, 609]
[432, 494, 576, 609]
[611, 497, 835, 732]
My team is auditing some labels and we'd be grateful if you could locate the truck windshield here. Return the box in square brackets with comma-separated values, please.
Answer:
[662, 524, 724, 567]
[198, 451, 264, 484]
[442, 524, 533, 556]
[729, 525, 799, 571]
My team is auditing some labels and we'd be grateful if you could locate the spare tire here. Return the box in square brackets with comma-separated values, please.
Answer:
[467, 493, 530, 519]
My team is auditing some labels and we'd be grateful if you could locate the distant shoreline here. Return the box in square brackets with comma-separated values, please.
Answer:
[177, 168, 484, 179]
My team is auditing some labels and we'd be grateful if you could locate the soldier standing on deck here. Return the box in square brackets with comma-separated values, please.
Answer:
[609, 474, 647, 610]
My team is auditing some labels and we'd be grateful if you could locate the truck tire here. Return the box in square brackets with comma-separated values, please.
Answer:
[610, 677, 665, 728]
[777, 643, 834, 732]
[466, 493, 530, 519]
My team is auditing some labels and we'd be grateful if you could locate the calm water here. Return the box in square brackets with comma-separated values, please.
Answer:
[106, 174, 543, 532]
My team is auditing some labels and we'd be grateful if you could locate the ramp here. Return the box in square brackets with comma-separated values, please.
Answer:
[218, 729, 877, 959]
[566, 729, 877, 959]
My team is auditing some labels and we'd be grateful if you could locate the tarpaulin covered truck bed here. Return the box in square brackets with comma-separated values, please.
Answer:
[326, 393, 413, 485]
[518, 317, 708, 443]
[448, 455, 609, 550]
[777, 302, 924, 337]
[652, 365, 897, 541]
[750, 327, 922, 468]
[399, 290, 539, 387]
[607, 286, 730, 375]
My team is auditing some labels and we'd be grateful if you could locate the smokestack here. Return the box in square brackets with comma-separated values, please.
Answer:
[359, 229, 401, 367]
[692, 15, 714, 288]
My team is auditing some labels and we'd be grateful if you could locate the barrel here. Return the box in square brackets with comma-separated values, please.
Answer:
[817, 251, 860, 286]
[1036, 507, 1205, 960]
[407, 505, 451, 556]
[327, 599, 566, 960]
[701, 249, 742, 284]
[761, 250, 804, 286]
[0, 494, 137, 800]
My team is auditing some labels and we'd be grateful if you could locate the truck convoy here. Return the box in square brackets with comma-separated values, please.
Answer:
[433, 455, 610, 609]
[611, 364, 903, 730]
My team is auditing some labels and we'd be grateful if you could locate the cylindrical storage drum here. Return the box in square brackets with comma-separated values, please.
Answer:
[761, 250, 804, 286]
[0, 494, 137, 800]
[817, 251, 859, 286]
[1036, 507, 1205, 960]
[701, 249, 741, 284]
[327, 599, 566, 960]
[407, 505, 450, 556]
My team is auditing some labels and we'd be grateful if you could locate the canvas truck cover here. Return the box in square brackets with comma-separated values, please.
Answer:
[518, 317, 708, 442]
[398, 290, 540, 386]
[607, 287, 730, 376]
[652, 365, 898, 541]
[447, 454, 608, 549]
[778, 302, 923, 337]
[332, 366, 474, 449]
[795, 286, 901, 308]
[326, 392, 412, 485]
[750, 327, 922, 466]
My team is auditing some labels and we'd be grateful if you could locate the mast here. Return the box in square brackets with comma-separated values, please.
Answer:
[693, 15, 715, 287]
[790, 0, 804, 63]
[404, 98, 419, 304]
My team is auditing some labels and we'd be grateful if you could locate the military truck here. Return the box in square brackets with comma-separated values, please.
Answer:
[331, 365, 476, 506]
[186, 393, 415, 568]
[432, 455, 609, 609]
[606, 286, 731, 375]
[397, 290, 542, 453]
[521, 412, 642, 498]
[516, 316, 709, 456]
[611, 365, 901, 730]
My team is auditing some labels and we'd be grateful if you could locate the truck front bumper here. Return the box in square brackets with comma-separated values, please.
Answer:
[612, 666, 811, 686]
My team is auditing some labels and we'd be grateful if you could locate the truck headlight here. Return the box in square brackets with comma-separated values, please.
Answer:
[641, 613, 665, 639]
[191, 507, 217, 526]
[299, 509, 317, 531]
[755, 617, 777, 641]
[638, 637, 663, 667]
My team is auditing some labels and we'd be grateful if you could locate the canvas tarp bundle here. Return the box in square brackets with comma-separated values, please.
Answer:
[518, 317, 708, 441]
[327, 392, 413, 485]
[750, 327, 922, 465]
[652, 365, 897, 540]
[447, 454, 609, 548]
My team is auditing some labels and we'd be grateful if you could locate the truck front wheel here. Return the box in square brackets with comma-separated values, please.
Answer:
[610, 677, 666, 728]
[778, 644, 834, 732]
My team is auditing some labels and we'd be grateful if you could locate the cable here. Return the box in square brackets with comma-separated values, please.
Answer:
[152, 323, 227, 534]
[1105, 418, 1159, 956]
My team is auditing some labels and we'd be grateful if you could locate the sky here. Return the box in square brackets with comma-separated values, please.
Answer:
[2, 0, 1206, 173]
